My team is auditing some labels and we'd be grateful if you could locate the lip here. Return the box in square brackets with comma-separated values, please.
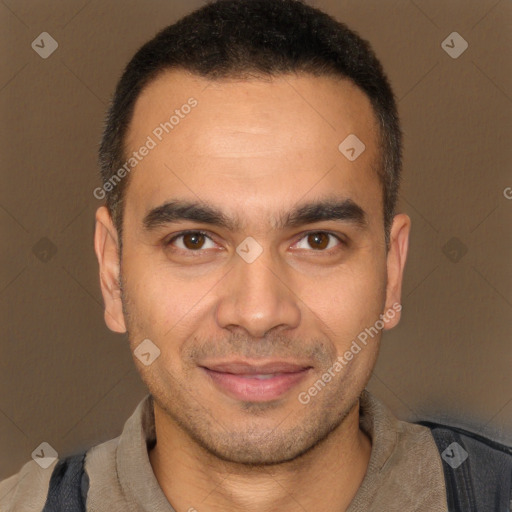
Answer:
[201, 360, 312, 402]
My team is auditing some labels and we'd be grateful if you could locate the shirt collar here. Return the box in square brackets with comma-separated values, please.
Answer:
[116, 393, 176, 511]
[358, 388, 399, 473]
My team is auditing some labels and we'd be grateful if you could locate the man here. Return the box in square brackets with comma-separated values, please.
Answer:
[1, 0, 510, 510]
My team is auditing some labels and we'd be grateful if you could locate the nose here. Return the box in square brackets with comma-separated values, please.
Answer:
[215, 246, 301, 339]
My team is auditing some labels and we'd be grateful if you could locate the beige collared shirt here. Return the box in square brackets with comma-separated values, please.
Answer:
[0, 389, 448, 511]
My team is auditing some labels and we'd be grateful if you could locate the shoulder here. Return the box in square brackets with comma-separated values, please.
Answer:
[0, 438, 117, 512]
[0, 457, 59, 512]
[418, 419, 512, 462]
[418, 420, 512, 510]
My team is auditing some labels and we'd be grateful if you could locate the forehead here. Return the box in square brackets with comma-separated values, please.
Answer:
[126, 69, 378, 149]
[123, 69, 382, 229]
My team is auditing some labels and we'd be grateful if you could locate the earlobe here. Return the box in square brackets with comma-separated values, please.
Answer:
[94, 206, 127, 333]
[383, 213, 411, 330]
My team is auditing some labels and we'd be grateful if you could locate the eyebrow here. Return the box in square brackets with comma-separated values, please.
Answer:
[142, 197, 368, 232]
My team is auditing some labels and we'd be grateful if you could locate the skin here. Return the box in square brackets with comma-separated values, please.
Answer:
[94, 69, 410, 512]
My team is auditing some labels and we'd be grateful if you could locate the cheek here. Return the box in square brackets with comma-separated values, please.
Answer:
[122, 256, 219, 339]
[304, 258, 387, 343]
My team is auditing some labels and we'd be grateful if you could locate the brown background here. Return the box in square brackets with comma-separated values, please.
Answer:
[0, 0, 511, 480]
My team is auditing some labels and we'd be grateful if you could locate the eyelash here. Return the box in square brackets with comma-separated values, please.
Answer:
[164, 230, 347, 255]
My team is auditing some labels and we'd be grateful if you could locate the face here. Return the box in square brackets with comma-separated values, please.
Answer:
[95, 69, 410, 465]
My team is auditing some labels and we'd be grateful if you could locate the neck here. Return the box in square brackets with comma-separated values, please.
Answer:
[149, 399, 371, 512]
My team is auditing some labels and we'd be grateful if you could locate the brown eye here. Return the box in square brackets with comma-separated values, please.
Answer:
[294, 231, 344, 252]
[166, 231, 216, 252]
[182, 232, 206, 250]
[307, 232, 329, 250]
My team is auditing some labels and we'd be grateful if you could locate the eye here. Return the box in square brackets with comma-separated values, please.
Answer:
[164, 230, 346, 255]
[293, 231, 345, 252]
[165, 230, 217, 252]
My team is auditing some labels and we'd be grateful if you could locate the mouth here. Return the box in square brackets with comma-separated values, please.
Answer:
[200, 360, 313, 402]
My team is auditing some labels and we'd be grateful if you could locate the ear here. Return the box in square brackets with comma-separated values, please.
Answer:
[383, 213, 411, 330]
[94, 206, 127, 333]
